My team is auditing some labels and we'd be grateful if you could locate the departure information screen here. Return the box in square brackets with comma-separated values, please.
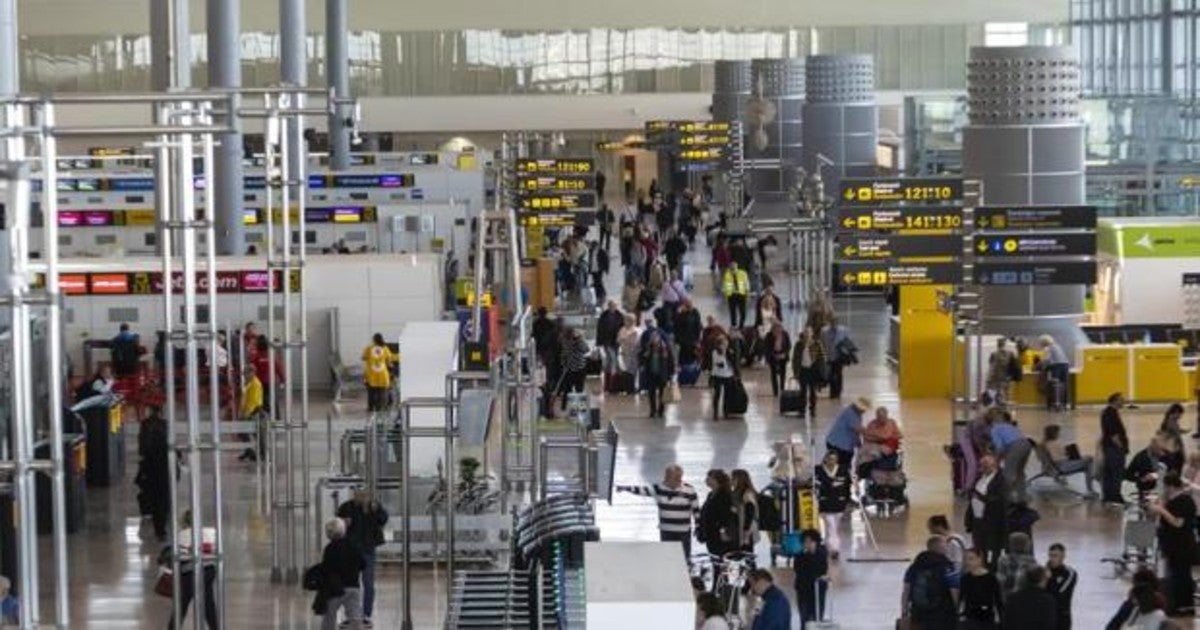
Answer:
[837, 206, 964, 233]
[836, 261, 963, 287]
[975, 206, 1098, 231]
[973, 261, 1097, 286]
[839, 177, 964, 205]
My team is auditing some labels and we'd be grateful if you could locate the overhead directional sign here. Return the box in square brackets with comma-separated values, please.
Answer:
[837, 261, 963, 287]
[973, 232, 1097, 257]
[838, 206, 964, 233]
[974, 206, 1098, 231]
[839, 177, 964, 205]
[519, 192, 597, 211]
[838, 234, 962, 261]
[973, 261, 1097, 286]
[516, 174, 595, 192]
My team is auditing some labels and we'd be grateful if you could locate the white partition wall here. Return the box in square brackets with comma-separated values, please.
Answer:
[585, 542, 694, 630]
[397, 321, 460, 474]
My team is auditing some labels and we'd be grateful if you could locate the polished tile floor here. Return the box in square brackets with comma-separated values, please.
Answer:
[25, 251, 1199, 629]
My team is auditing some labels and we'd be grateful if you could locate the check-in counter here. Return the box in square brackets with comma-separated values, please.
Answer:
[1070, 343, 1190, 404]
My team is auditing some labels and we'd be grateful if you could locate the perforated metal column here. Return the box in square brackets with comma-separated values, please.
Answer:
[803, 54, 878, 199]
[712, 60, 750, 125]
[747, 58, 805, 192]
[962, 45, 1088, 353]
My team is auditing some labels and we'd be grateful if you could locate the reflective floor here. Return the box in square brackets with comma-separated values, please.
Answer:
[25, 249, 1199, 629]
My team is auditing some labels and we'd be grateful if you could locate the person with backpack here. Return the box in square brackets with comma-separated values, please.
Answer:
[792, 529, 829, 630]
[335, 490, 388, 627]
[110, 322, 142, 377]
[820, 316, 855, 399]
[986, 337, 1020, 405]
[928, 515, 967, 574]
[901, 536, 960, 630]
[815, 451, 851, 560]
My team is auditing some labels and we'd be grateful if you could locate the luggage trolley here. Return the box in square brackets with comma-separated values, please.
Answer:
[1101, 496, 1159, 578]
[762, 439, 816, 566]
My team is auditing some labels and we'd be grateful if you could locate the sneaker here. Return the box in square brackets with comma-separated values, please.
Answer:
[363, 619, 374, 628]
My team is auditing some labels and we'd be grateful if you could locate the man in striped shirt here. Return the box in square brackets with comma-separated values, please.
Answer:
[616, 464, 700, 562]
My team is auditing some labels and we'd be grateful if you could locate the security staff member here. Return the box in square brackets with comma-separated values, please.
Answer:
[722, 261, 750, 329]
[362, 333, 398, 412]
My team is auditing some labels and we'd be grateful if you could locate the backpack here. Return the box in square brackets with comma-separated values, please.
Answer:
[910, 564, 950, 615]
[756, 494, 782, 532]
[835, 336, 859, 365]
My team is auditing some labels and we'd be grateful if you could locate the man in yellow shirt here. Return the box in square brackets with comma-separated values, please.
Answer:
[237, 365, 265, 462]
[722, 261, 750, 328]
[362, 333, 398, 412]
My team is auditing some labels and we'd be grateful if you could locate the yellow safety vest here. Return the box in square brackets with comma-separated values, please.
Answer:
[722, 268, 749, 297]
[362, 344, 397, 388]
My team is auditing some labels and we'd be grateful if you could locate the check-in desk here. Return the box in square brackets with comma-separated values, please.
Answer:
[1010, 343, 1194, 406]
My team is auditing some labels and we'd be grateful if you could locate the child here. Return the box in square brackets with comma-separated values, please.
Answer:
[792, 529, 829, 629]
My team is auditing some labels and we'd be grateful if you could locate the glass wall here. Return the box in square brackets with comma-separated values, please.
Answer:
[19, 24, 993, 95]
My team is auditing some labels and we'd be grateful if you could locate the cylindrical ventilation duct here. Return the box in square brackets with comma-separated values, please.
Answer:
[963, 45, 1087, 354]
[803, 54, 878, 199]
[712, 60, 751, 124]
[747, 58, 805, 193]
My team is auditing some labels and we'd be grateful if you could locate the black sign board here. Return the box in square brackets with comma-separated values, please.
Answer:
[514, 158, 594, 174]
[973, 261, 1097, 286]
[973, 232, 1097, 257]
[974, 206, 1098, 231]
[838, 234, 962, 261]
[519, 210, 596, 228]
[1184, 273, 1200, 286]
[838, 206, 964, 233]
[516, 174, 595, 192]
[839, 177, 964, 205]
[519, 192, 597, 211]
[836, 261, 963, 287]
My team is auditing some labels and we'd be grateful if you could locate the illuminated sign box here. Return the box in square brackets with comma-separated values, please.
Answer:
[515, 159, 594, 174]
[90, 274, 129, 295]
[839, 177, 965, 205]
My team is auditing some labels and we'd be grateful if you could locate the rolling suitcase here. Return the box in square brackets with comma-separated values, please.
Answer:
[681, 261, 695, 290]
[605, 371, 634, 395]
[724, 379, 749, 416]
[779, 379, 803, 415]
[678, 362, 701, 386]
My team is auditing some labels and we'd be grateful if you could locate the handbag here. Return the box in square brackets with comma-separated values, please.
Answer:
[665, 381, 681, 404]
[780, 531, 804, 556]
[154, 567, 174, 598]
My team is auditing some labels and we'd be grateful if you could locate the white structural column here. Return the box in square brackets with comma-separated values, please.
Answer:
[0, 0, 16, 294]
[207, 0, 246, 254]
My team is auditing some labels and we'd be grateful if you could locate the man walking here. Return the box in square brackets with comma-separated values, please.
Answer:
[1045, 543, 1078, 629]
[722, 261, 750, 329]
[616, 464, 700, 561]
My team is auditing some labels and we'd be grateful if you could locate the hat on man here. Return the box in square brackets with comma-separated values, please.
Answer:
[852, 396, 872, 412]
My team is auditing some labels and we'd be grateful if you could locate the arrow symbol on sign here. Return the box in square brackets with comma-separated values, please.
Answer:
[843, 218, 854, 228]
[977, 240, 988, 253]
[843, 189, 856, 201]
[843, 273, 855, 284]
[977, 217, 989, 228]
[844, 246, 857, 256]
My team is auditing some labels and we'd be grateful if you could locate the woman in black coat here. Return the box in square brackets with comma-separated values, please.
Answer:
[136, 408, 172, 540]
[698, 469, 738, 558]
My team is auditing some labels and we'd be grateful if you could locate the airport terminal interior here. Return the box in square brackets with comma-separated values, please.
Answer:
[4, 0, 1200, 628]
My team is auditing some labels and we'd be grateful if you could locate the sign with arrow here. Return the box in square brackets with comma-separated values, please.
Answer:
[974, 206, 1097, 231]
[838, 234, 962, 260]
[973, 261, 1097, 286]
[973, 232, 1096, 257]
[836, 261, 963, 287]
[839, 177, 964, 205]
[837, 206, 964, 233]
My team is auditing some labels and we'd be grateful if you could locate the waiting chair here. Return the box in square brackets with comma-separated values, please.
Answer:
[1027, 441, 1094, 499]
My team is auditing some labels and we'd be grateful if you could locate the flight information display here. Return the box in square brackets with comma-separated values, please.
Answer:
[516, 175, 595, 192]
[839, 177, 964, 205]
[837, 206, 964, 233]
[974, 206, 1098, 231]
[515, 159, 594, 174]
[973, 261, 1097, 286]
[836, 261, 963, 287]
[973, 232, 1097, 257]
[838, 234, 961, 261]
[519, 192, 597, 211]
[49, 270, 299, 296]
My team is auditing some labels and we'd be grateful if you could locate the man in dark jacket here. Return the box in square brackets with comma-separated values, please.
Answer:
[965, 454, 1008, 568]
[664, 230, 688, 273]
[673, 299, 702, 367]
[793, 529, 829, 628]
[336, 490, 388, 625]
[749, 569, 791, 630]
[319, 518, 365, 629]
[596, 301, 625, 374]
[531, 308, 557, 362]
[1000, 566, 1057, 630]
[901, 537, 959, 630]
[136, 408, 171, 539]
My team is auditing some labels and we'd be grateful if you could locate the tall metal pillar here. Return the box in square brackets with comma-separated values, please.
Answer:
[326, 0, 351, 171]
[151, 0, 192, 90]
[803, 54, 877, 200]
[280, 0, 308, 175]
[0, 0, 17, 295]
[963, 45, 1088, 354]
[208, 0, 246, 255]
